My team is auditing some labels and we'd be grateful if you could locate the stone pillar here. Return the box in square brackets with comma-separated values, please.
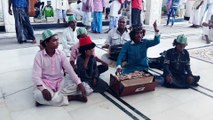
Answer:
[145, 0, 163, 25]
[2, 0, 15, 32]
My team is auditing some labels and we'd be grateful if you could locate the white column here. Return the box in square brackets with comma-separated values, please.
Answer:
[2, 0, 15, 32]
[145, 0, 163, 25]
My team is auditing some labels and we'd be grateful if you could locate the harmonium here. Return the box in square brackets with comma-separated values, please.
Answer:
[110, 71, 156, 96]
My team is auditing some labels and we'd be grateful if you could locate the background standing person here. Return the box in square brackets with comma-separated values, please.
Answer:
[105, 0, 123, 33]
[202, 0, 213, 23]
[82, 0, 93, 30]
[166, 0, 181, 26]
[202, 14, 213, 44]
[131, 0, 143, 27]
[92, 0, 106, 33]
[43, 0, 54, 22]
[189, 0, 204, 28]
[199, 0, 208, 23]
[8, 0, 36, 44]
[178, 0, 186, 18]
[56, 0, 69, 23]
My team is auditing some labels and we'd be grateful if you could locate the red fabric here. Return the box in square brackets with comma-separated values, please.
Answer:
[132, 0, 143, 10]
[79, 36, 93, 47]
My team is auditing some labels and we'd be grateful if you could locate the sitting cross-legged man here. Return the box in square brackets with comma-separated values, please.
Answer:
[163, 34, 200, 88]
[32, 29, 88, 106]
[116, 21, 160, 74]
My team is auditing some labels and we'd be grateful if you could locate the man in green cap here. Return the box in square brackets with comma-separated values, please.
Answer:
[32, 29, 89, 106]
[62, 15, 78, 56]
[163, 34, 200, 88]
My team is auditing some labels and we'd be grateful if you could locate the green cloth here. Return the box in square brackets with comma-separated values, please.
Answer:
[77, 27, 88, 36]
[68, 15, 76, 22]
[176, 34, 187, 45]
[43, 6, 54, 17]
[42, 29, 56, 41]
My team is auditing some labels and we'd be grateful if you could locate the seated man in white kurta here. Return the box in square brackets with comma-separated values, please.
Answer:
[62, 16, 79, 57]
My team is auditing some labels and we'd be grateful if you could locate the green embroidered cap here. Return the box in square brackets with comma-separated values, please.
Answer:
[68, 15, 76, 22]
[42, 29, 56, 41]
[77, 27, 88, 36]
[176, 34, 187, 45]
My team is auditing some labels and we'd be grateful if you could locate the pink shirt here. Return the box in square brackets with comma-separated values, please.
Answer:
[93, 0, 106, 12]
[32, 49, 81, 92]
[70, 43, 80, 62]
[132, 0, 143, 10]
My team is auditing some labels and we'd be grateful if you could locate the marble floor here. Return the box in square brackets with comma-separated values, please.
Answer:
[0, 22, 213, 120]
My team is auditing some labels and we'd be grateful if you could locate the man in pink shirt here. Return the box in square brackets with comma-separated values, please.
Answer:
[131, 0, 143, 27]
[32, 29, 88, 106]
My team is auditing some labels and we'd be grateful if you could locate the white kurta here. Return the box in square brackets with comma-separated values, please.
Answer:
[62, 27, 78, 56]
[189, 0, 203, 25]
[200, 0, 208, 22]
[33, 77, 93, 106]
[202, 0, 213, 23]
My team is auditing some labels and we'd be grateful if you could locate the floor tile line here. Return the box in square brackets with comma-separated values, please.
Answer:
[101, 92, 140, 120]
[149, 68, 213, 99]
[107, 91, 151, 120]
[190, 87, 213, 99]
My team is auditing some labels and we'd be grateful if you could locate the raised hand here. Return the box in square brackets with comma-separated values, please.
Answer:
[153, 20, 159, 33]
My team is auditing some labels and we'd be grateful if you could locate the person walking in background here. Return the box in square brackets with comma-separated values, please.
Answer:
[62, 16, 78, 57]
[105, 0, 123, 33]
[8, 0, 36, 44]
[82, 0, 93, 30]
[91, 0, 106, 33]
[56, 0, 69, 23]
[202, 0, 213, 23]
[199, 0, 208, 23]
[178, 0, 186, 18]
[202, 14, 213, 44]
[43, 0, 54, 22]
[131, 0, 143, 27]
[105, 0, 113, 20]
[166, 0, 180, 26]
[189, 0, 204, 28]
